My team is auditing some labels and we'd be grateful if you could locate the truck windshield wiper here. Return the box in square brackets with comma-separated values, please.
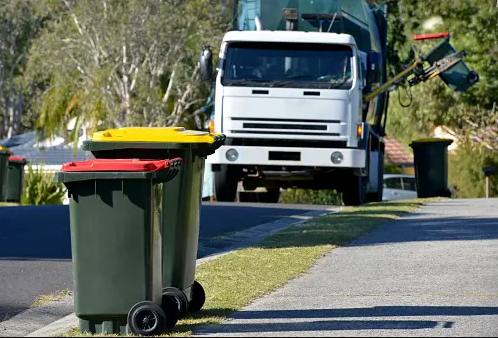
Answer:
[224, 78, 270, 86]
[327, 77, 352, 89]
[271, 75, 316, 87]
[284, 74, 314, 80]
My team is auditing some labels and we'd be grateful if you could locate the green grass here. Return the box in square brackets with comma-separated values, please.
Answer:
[32, 289, 72, 308]
[62, 198, 437, 337]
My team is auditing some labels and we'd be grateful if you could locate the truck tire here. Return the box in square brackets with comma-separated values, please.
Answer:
[238, 188, 280, 203]
[342, 175, 368, 206]
[262, 188, 280, 203]
[366, 150, 385, 203]
[215, 165, 239, 202]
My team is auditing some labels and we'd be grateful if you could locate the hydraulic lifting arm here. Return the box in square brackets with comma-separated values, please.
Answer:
[364, 32, 479, 103]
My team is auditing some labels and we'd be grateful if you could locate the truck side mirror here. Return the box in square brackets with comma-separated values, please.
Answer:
[199, 46, 213, 82]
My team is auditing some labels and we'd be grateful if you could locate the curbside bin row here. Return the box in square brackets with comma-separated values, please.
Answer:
[82, 127, 225, 323]
[0, 146, 12, 202]
[59, 127, 225, 336]
[55, 158, 184, 336]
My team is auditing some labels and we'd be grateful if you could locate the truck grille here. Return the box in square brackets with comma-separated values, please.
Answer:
[229, 117, 345, 138]
[243, 123, 327, 131]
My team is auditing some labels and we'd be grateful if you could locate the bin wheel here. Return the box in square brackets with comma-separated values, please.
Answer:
[161, 294, 181, 329]
[162, 287, 188, 319]
[127, 301, 167, 336]
[188, 280, 206, 313]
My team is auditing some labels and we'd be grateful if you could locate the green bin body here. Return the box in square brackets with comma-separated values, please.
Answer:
[423, 37, 478, 93]
[410, 138, 453, 198]
[6, 156, 28, 203]
[81, 127, 225, 313]
[54, 158, 181, 335]
[0, 147, 12, 202]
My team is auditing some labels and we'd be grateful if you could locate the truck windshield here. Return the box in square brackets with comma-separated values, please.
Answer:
[222, 42, 354, 89]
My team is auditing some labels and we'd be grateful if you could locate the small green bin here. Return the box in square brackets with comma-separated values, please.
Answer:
[6, 156, 28, 203]
[410, 138, 453, 198]
[54, 158, 183, 336]
[0, 146, 12, 202]
[82, 127, 225, 319]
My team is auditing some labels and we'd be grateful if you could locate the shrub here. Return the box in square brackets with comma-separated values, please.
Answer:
[21, 164, 67, 205]
[279, 188, 343, 205]
[448, 141, 498, 198]
[384, 161, 402, 174]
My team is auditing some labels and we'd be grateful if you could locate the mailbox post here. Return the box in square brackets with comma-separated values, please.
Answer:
[483, 166, 496, 198]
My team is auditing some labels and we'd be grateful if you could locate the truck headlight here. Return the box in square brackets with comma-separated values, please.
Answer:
[226, 149, 239, 162]
[331, 152, 344, 165]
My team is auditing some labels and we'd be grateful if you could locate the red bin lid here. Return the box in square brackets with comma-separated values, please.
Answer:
[9, 156, 26, 162]
[61, 158, 181, 172]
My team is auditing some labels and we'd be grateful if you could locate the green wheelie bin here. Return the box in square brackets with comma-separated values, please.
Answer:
[82, 127, 225, 320]
[410, 138, 453, 198]
[0, 146, 12, 202]
[54, 157, 183, 336]
[6, 156, 28, 203]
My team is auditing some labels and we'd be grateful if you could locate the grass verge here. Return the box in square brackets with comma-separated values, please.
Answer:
[62, 198, 437, 337]
[32, 289, 72, 308]
[0, 202, 19, 207]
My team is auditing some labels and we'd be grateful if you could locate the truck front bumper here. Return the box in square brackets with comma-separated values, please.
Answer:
[206, 146, 366, 168]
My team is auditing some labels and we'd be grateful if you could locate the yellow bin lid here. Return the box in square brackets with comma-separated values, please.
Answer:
[91, 127, 221, 144]
[0, 146, 11, 154]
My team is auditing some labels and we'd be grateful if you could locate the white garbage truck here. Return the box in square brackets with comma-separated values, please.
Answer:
[199, 0, 478, 205]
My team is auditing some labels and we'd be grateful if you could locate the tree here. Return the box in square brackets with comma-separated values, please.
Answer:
[0, 0, 44, 139]
[28, 0, 231, 140]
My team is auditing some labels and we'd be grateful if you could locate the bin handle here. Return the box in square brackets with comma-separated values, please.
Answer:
[195, 134, 226, 158]
[153, 157, 183, 183]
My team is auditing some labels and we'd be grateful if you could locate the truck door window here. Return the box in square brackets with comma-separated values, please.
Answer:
[222, 41, 354, 89]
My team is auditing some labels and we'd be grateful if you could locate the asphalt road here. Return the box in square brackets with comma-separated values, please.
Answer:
[0, 202, 336, 322]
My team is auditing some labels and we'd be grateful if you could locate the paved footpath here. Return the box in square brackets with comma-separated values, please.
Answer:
[195, 199, 498, 337]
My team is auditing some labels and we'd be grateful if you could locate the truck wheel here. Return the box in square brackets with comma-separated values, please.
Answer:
[215, 165, 239, 202]
[342, 175, 368, 206]
[262, 188, 280, 203]
[366, 150, 385, 203]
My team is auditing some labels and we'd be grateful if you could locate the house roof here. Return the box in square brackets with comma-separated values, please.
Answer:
[384, 137, 414, 165]
[0, 132, 90, 166]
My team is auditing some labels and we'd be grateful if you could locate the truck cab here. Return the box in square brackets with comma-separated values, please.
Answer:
[205, 30, 379, 205]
